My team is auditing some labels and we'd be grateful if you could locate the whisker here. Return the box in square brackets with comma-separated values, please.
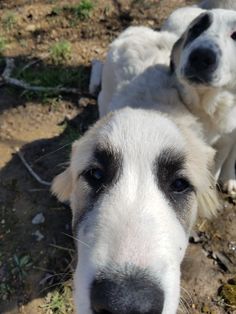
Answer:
[63, 232, 91, 248]
[33, 143, 72, 164]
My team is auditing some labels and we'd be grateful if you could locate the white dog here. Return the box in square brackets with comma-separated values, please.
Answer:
[52, 106, 218, 314]
[170, 9, 236, 193]
[51, 25, 220, 314]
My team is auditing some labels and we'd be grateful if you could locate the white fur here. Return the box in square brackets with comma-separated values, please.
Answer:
[170, 9, 236, 193]
[201, 0, 236, 10]
[52, 108, 218, 314]
[162, 6, 205, 36]
[98, 26, 178, 116]
[162, 0, 236, 37]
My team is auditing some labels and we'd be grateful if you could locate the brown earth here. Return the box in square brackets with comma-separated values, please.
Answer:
[0, 0, 235, 313]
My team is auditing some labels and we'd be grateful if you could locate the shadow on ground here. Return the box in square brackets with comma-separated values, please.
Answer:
[0, 104, 98, 313]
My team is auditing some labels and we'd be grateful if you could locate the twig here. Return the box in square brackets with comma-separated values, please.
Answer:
[17, 150, 51, 186]
[1, 58, 94, 97]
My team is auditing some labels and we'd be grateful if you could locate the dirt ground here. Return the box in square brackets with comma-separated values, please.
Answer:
[0, 0, 235, 313]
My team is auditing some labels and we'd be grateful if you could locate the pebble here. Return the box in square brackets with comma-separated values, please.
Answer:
[32, 230, 44, 242]
[25, 24, 36, 32]
[32, 213, 45, 225]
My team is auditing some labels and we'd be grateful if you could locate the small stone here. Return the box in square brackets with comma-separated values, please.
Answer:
[32, 230, 44, 242]
[1, 219, 5, 225]
[26, 24, 36, 32]
[32, 213, 45, 225]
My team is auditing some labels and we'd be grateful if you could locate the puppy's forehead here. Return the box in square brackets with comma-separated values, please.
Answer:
[98, 109, 186, 159]
[211, 9, 236, 23]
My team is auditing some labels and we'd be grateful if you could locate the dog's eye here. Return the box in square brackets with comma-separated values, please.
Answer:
[231, 32, 236, 40]
[83, 168, 105, 185]
[170, 178, 191, 193]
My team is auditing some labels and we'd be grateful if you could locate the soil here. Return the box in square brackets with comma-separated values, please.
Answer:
[0, 1, 235, 313]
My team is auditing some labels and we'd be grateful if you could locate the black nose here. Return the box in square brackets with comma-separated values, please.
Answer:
[185, 47, 217, 83]
[90, 269, 164, 314]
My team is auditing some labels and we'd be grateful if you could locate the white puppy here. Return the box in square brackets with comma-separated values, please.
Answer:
[51, 26, 220, 314]
[170, 9, 236, 193]
[52, 106, 218, 314]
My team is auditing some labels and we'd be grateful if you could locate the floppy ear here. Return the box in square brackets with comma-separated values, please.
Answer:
[196, 146, 219, 219]
[51, 167, 73, 203]
[179, 122, 219, 218]
[170, 36, 185, 73]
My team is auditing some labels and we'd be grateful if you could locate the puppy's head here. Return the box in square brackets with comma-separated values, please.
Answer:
[171, 9, 236, 89]
[52, 108, 218, 314]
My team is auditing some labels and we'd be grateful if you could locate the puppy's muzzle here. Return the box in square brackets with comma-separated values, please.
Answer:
[185, 47, 218, 84]
[90, 268, 164, 314]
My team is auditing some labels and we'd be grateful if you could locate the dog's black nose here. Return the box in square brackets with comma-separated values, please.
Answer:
[185, 47, 217, 83]
[90, 270, 164, 314]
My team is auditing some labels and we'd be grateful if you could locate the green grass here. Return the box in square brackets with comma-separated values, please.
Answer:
[12, 62, 89, 100]
[41, 284, 73, 314]
[14, 64, 89, 90]
[49, 41, 72, 65]
[63, 0, 95, 20]
[2, 11, 17, 31]
[0, 37, 7, 55]
[11, 254, 33, 281]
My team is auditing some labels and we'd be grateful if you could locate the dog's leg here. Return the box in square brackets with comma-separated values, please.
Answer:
[219, 141, 236, 195]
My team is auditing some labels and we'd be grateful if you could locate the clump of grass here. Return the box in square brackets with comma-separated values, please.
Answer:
[0, 37, 7, 55]
[2, 11, 17, 31]
[64, 0, 94, 20]
[14, 63, 89, 90]
[11, 254, 33, 281]
[41, 284, 73, 314]
[49, 40, 72, 65]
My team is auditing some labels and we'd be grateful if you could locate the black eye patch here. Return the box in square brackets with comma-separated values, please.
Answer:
[184, 12, 213, 47]
[81, 147, 122, 196]
[154, 148, 195, 219]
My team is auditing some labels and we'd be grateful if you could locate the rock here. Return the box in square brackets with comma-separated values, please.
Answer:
[25, 24, 36, 32]
[32, 230, 44, 241]
[32, 213, 45, 225]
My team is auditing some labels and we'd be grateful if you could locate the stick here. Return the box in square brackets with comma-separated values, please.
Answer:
[17, 150, 51, 186]
[1, 58, 94, 97]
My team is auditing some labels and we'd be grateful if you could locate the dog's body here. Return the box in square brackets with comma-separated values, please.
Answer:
[98, 26, 178, 117]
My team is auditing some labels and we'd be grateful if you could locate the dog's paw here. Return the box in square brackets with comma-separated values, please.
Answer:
[223, 179, 236, 196]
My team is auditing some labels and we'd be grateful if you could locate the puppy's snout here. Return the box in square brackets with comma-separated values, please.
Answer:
[185, 47, 218, 83]
[90, 271, 164, 314]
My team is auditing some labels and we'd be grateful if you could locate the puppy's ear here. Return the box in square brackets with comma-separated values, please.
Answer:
[180, 123, 219, 218]
[170, 36, 185, 73]
[196, 145, 219, 218]
[51, 167, 73, 203]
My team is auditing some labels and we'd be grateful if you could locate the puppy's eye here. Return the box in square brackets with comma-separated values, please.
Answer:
[83, 168, 105, 185]
[231, 32, 236, 41]
[87, 168, 104, 181]
[170, 178, 191, 193]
